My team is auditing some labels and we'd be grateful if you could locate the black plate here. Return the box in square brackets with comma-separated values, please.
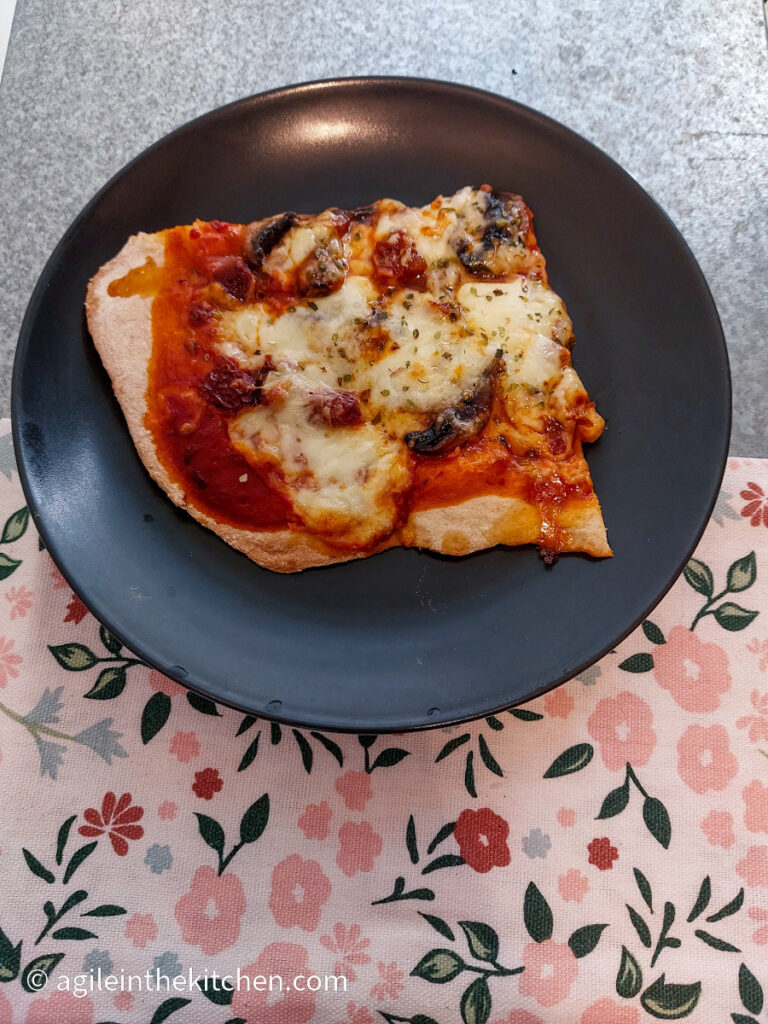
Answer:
[12, 78, 730, 731]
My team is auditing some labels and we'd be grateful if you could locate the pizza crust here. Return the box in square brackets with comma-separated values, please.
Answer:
[86, 232, 611, 572]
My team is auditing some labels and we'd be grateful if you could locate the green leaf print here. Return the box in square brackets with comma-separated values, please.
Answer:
[523, 883, 553, 943]
[616, 946, 643, 998]
[543, 743, 594, 778]
[727, 551, 757, 592]
[683, 558, 714, 597]
[460, 975, 491, 1024]
[1, 507, 29, 543]
[411, 949, 464, 983]
[458, 921, 499, 963]
[738, 963, 763, 1014]
[49, 643, 98, 671]
[641, 974, 701, 1019]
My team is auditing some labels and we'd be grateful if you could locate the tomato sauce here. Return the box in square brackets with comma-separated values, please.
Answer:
[142, 223, 292, 529]
[110, 214, 591, 547]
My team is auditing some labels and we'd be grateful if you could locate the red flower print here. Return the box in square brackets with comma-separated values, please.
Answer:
[741, 481, 768, 527]
[175, 864, 246, 954]
[24, 991, 94, 1024]
[587, 691, 656, 770]
[299, 800, 332, 840]
[78, 792, 144, 856]
[737, 685, 768, 743]
[269, 854, 331, 932]
[124, 913, 157, 948]
[369, 961, 405, 1000]
[192, 767, 223, 799]
[677, 724, 738, 794]
[335, 770, 374, 810]
[336, 822, 383, 877]
[587, 837, 618, 870]
[231, 943, 315, 1024]
[653, 625, 731, 711]
[320, 922, 371, 982]
[63, 594, 88, 624]
[518, 940, 578, 1007]
[454, 808, 511, 873]
[0, 637, 22, 688]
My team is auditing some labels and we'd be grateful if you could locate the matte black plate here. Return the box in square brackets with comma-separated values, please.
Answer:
[12, 78, 730, 731]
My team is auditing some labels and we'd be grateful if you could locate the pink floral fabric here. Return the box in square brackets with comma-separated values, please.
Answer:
[0, 424, 767, 1023]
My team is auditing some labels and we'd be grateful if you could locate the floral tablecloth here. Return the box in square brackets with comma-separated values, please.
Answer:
[0, 417, 767, 1024]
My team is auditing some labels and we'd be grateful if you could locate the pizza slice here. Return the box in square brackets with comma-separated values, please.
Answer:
[86, 185, 610, 572]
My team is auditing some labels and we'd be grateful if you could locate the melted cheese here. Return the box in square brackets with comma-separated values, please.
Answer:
[458, 279, 570, 394]
[210, 187, 600, 537]
[229, 373, 410, 546]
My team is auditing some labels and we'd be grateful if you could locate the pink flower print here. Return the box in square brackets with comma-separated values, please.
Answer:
[518, 940, 578, 1007]
[0, 988, 11, 1024]
[124, 913, 157, 948]
[231, 943, 315, 1024]
[320, 922, 371, 982]
[170, 731, 200, 763]
[737, 687, 768, 743]
[337, 821, 383, 877]
[50, 564, 68, 589]
[158, 800, 177, 821]
[701, 810, 735, 848]
[741, 481, 768, 526]
[25, 992, 94, 1023]
[557, 807, 576, 827]
[337, 1004, 374, 1024]
[744, 780, 768, 833]
[113, 992, 133, 1011]
[587, 691, 656, 770]
[653, 625, 731, 711]
[269, 854, 331, 932]
[0, 637, 22, 687]
[737, 846, 768, 887]
[299, 800, 332, 840]
[747, 640, 768, 674]
[543, 687, 574, 718]
[147, 669, 184, 697]
[335, 770, 374, 810]
[580, 999, 640, 1024]
[370, 961, 405, 1000]
[63, 594, 88, 624]
[558, 869, 589, 902]
[5, 585, 32, 619]
[677, 725, 738, 794]
[175, 864, 246, 953]
[490, 1013, 546, 1024]
[748, 906, 768, 944]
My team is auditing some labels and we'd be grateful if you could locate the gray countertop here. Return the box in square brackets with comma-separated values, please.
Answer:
[1, 0, 766, 454]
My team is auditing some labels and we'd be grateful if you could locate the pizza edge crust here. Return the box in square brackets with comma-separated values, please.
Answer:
[86, 232, 611, 573]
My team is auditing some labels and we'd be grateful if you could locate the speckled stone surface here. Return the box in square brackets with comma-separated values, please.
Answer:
[1, 0, 766, 452]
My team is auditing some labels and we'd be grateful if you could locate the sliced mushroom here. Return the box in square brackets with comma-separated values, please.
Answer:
[405, 360, 498, 455]
[457, 190, 530, 278]
[244, 212, 298, 271]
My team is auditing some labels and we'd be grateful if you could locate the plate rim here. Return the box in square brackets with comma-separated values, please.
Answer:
[11, 76, 732, 732]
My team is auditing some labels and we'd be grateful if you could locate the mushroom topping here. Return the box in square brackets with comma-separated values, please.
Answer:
[457, 190, 530, 278]
[244, 212, 298, 271]
[405, 359, 498, 455]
